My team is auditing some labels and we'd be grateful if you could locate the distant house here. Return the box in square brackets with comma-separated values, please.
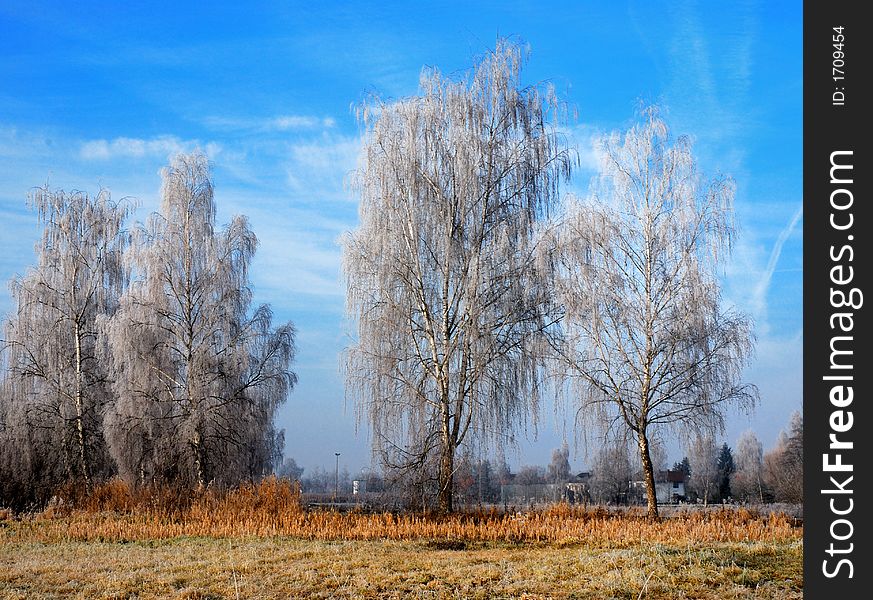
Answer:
[565, 471, 592, 504]
[500, 483, 564, 506]
[654, 469, 687, 504]
[500, 471, 594, 506]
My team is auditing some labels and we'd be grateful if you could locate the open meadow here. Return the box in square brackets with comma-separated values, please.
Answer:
[0, 5, 808, 598]
[0, 480, 802, 599]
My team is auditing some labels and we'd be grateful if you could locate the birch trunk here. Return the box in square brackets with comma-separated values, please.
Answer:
[637, 431, 658, 520]
[73, 321, 90, 488]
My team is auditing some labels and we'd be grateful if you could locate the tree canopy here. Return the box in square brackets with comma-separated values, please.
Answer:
[344, 39, 574, 512]
[105, 152, 296, 487]
[547, 106, 758, 518]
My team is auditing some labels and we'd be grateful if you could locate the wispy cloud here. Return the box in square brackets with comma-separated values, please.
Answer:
[671, 8, 718, 111]
[253, 241, 345, 301]
[79, 135, 222, 161]
[272, 115, 336, 130]
[750, 203, 803, 326]
[724, 200, 802, 344]
[0, 126, 64, 167]
[2, 122, 359, 315]
[202, 114, 337, 133]
[562, 124, 604, 173]
[661, 1, 761, 171]
[284, 133, 361, 201]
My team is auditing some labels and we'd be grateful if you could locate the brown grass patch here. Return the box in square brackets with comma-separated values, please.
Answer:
[2, 479, 801, 547]
[0, 481, 803, 599]
[0, 536, 802, 599]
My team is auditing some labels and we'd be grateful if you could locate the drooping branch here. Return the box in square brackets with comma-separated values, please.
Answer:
[344, 39, 575, 512]
[547, 106, 758, 518]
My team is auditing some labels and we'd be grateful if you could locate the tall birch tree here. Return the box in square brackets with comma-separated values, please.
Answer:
[104, 152, 296, 487]
[763, 411, 802, 503]
[590, 436, 633, 505]
[688, 433, 720, 505]
[343, 40, 574, 512]
[2, 188, 131, 491]
[548, 107, 757, 518]
[732, 429, 765, 503]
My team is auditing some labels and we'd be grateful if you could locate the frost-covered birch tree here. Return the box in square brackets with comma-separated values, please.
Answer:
[104, 152, 296, 488]
[343, 40, 574, 512]
[688, 433, 720, 505]
[548, 107, 757, 519]
[546, 443, 571, 484]
[1, 188, 132, 493]
[763, 411, 802, 503]
[732, 429, 765, 503]
[590, 436, 633, 505]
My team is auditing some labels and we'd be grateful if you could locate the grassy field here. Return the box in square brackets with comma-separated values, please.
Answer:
[0, 480, 802, 599]
[0, 535, 803, 599]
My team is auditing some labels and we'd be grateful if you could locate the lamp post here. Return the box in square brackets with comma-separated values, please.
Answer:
[334, 452, 341, 502]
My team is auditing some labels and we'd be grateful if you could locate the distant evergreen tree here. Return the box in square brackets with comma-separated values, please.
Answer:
[717, 443, 735, 501]
[672, 457, 691, 479]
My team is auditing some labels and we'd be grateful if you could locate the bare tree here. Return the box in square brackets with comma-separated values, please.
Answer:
[301, 466, 332, 494]
[647, 435, 669, 477]
[453, 446, 482, 507]
[687, 434, 719, 505]
[476, 458, 501, 503]
[104, 152, 296, 488]
[732, 429, 765, 503]
[276, 456, 304, 481]
[494, 447, 513, 487]
[343, 40, 574, 512]
[763, 411, 802, 503]
[590, 436, 633, 505]
[514, 465, 546, 486]
[2, 188, 132, 492]
[546, 443, 571, 483]
[547, 107, 757, 518]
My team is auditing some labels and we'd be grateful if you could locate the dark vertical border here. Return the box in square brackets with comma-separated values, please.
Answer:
[804, 0, 869, 595]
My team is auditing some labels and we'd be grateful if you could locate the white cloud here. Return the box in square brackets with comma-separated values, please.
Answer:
[271, 115, 336, 131]
[562, 124, 605, 175]
[284, 133, 361, 200]
[79, 135, 222, 161]
[658, 3, 761, 172]
[202, 114, 337, 133]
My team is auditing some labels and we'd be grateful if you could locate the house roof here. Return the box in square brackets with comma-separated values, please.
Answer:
[657, 469, 687, 483]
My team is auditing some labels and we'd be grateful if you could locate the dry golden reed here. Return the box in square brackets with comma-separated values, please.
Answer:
[4, 478, 801, 546]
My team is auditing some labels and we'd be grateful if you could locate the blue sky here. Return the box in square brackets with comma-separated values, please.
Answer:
[0, 1, 801, 476]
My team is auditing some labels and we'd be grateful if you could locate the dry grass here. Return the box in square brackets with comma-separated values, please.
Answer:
[0, 480, 802, 598]
[0, 537, 802, 599]
[6, 478, 801, 547]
